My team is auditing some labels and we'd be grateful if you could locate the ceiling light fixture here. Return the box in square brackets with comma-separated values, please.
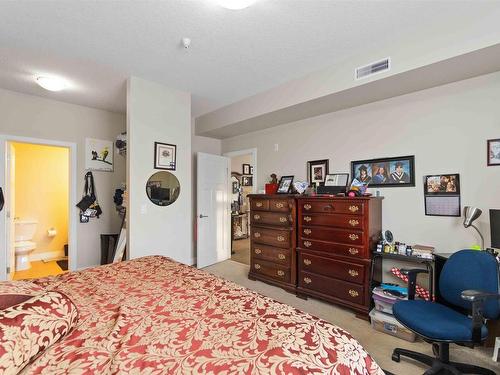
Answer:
[216, 0, 256, 10]
[35, 76, 68, 92]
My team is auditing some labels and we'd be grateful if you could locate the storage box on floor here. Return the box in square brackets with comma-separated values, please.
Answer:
[370, 286, 416, 342]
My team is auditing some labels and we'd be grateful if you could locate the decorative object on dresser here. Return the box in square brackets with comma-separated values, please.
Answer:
[277, 176, 294, 194]
[296, 196, 383, 319]
[307, 159, 329, 186]
[317, 173, 349, 195]
[351, 155, 415, 187]
[265, 174, 279, 195]
[248, 195, 297, 292]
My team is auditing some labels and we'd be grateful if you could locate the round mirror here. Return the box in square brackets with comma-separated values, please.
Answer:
[146, 171, 180, 206]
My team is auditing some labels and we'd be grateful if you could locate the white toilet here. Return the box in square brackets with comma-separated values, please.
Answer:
[14, 219, 37, 271]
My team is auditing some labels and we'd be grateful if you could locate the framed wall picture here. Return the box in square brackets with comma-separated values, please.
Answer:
[154, 142, 176, 170]
[307, 159, 329, 186]
[487, 138, 500, 166]
[424, 174, 460, 194]
[351, 155, 415, 187]
[242, 164, 251, 174]
[85, 138, 114, 172]
[277, 176, 294, 194]
[241, 176, 253, 186]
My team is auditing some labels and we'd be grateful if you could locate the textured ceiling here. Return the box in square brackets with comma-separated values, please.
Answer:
[0, 0, 498, 116]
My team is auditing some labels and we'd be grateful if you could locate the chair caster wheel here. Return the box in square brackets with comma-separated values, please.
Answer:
[391, 353, 400, 362]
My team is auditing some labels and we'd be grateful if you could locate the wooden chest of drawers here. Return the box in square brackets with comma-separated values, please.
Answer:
[248, 195, 296, 292]
[296, 197, 382, 318]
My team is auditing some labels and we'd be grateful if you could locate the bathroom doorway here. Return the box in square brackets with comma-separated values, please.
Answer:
[223, 149, 257, 266]
[0, 136, 77, 281]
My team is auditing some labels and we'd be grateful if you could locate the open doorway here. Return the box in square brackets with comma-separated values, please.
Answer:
[7, 141, 70, 279]
[224, 149, 257, 266]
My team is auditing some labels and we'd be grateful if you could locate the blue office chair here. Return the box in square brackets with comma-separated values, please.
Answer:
[392, 249, 500, 375]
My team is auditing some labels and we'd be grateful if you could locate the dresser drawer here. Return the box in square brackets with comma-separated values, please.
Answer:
[251, 259, 290, 283]
[299, 271, 364, 305]
[298, 239, 367, 258]
[250, 199, 269, 211]
[301, 227, 364, 245]
[252, 227, 290, 248]
[300, 200, 364, 215]
[252, 243, 291, 266]
[268, 199, 291, 212]
[299, 252, 366, 284]
[251, 211, 291, 227]
[301, 214, 363, 229]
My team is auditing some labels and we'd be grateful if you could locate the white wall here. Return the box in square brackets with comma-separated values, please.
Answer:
[222, 71, 500, 253]
[0, 88, 125, 269]
[127, 77, 193, 264]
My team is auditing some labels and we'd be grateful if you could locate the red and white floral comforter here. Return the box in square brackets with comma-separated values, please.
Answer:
[23, 256, 382, 374]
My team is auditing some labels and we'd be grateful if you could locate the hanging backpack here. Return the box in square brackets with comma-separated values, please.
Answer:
[76, 172, 102, 218]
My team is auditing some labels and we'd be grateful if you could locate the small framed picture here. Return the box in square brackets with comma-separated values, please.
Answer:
[242, 164, 251, 174]
[424, 174, 460, 194]
[242, 176, 253, 186]
[487, 138, 500, 166]
[250, 166, 254, 175]
[307, 159, 329, 186]
[277, 176, 294, 194]
[324, 173, 349, 187]
[85, 138, 114, 172]
[154, 142, 176, 170]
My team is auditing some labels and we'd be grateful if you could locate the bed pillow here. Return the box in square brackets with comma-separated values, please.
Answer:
[0, 281, 44, 310]
[0, 291, 79, 374]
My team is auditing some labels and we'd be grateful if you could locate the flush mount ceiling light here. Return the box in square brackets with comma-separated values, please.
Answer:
[35, 76, 68, 91]
[216, 0, 257, 10]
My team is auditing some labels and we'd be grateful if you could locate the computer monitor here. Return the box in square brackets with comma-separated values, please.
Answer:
[490, 209, 500, 248]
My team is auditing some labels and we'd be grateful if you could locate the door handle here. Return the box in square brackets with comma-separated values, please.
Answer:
[0, 188, 4, 212]
[199, 214, 208, 218]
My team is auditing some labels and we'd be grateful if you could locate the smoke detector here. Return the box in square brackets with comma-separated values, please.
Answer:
[181, 37, 191, 49]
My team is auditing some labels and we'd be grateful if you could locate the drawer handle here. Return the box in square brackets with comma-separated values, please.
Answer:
[277, 235, 285, 242]
[254, 248, 262, 254]
[279, 217, 287, 223]
[303, 229, 312, 235]
[304, 241, 312, 248]
[277, 270, 285, 277]
[348, 248, 359, 255]
[275, 202, 285, 209]
[254, 264, 261, 270]
[254, 232, 261, 238]
[349, 219, 359, 227]
[254, 214, 261, 220]
[348, 269, 359, 277]
[256, 202, 263, 207]
[278, 253, 286, 260]
[349, 205, 359, 213]
[323, 204, 334, 211]
[304, 216, 312, 222]
[349, 234, 359, 241]
[304, 277, 312, 284]
[304, 204, 312, 210]
[303, 258, 311, 266]
[348, 289, 359, 298]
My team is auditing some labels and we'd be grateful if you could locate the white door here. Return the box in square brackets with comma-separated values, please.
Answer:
[6, 143, 15, 280]
[0, 138, 6, 280]
[196, 152, 230, 268]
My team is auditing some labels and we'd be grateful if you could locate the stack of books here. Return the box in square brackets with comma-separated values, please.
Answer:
[412, 244, 435, 259]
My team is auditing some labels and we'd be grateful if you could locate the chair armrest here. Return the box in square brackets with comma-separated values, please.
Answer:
[400, 268, 429, 300]
[461, 290, 500, 343]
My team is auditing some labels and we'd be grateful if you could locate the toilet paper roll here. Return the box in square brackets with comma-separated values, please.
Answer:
[47, 228, 57, 237]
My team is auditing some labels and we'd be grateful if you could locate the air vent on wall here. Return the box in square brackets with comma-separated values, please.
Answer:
[355, 57, 391, 80]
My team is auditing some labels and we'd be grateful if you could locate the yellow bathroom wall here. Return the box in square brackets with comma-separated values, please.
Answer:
[12, 142, 69, 258]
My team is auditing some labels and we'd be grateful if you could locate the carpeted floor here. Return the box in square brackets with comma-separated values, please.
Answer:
[203, 260, 499, 375]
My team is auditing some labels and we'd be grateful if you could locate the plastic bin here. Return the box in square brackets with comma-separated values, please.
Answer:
[372, 287, 405, 315]
[369, 309, 416, 342]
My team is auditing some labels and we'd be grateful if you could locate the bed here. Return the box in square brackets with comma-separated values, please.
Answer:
[1, 256, 383, 374]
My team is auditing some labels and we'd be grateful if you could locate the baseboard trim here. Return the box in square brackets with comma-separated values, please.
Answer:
[30, 251, 65, 262]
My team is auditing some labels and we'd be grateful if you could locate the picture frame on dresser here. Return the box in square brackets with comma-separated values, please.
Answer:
[277, 176, 294, 194]
[307, 159, 329, 186]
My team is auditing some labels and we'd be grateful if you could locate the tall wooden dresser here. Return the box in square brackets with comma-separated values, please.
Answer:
[248, 195, 297, 292]
[296, 197, 382, 318]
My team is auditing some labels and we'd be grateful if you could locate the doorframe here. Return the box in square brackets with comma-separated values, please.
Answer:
[223, 148, 258, 194]
[0, 134, 78, 280]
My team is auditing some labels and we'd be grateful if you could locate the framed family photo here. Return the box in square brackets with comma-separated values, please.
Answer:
[351, 155, 415, 187]
[277, 176, 294, 194]
[487, 138, 500, 166]
[154, 142, 176, 170]
[424, 174, 460, 194]
[307, 159, 329, 186]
